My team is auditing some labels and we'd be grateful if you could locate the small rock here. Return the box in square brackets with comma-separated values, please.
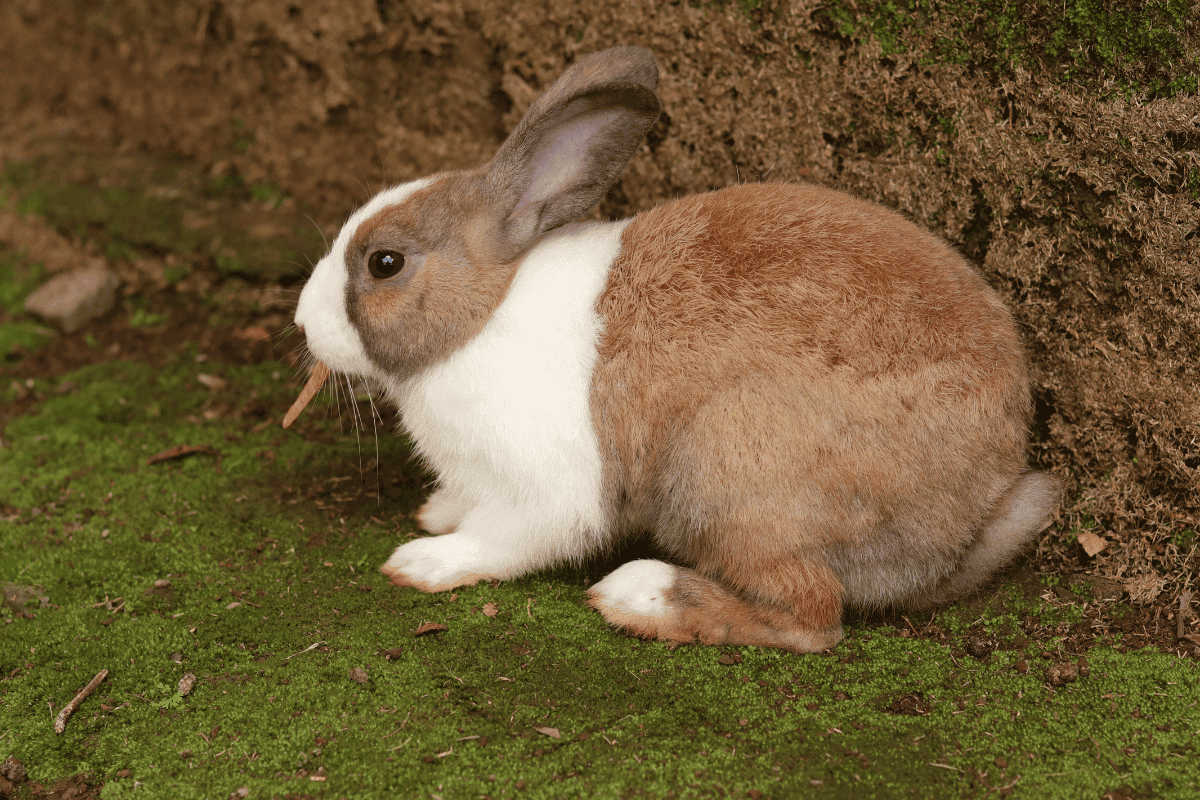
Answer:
[1, 756, 27, 783]
[178, 672, 197, 696]
[24, 265, 120, 333]
[196, 373, 229, 392]
[965, 636, 993, 659]
[1047, 662, 1078, 686]
[153, 579, 171, 589]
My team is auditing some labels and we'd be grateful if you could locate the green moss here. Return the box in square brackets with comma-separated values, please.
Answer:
[0, 161, 325, 282]
[0, 320, 55, 359]
[2, 358, 1199, 798]
[0, 249, 47, 316]
[0, 248, 55, 358]
[817, 0, 1198, 99]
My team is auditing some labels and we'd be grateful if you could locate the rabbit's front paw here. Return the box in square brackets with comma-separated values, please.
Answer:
[379, 534, 494, 592]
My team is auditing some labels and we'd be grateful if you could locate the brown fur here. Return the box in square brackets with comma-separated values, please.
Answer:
[345, 171, 524, 381]
[589, 181, 1044, 651]
[587, 567, 843, 652]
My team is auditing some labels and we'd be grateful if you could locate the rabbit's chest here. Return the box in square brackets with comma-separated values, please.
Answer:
[385, 221, 629, 484]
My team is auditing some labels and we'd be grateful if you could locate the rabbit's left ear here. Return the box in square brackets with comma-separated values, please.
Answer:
[485, 47, 660, 256]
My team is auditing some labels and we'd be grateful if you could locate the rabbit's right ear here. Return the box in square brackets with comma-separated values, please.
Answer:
[485, 47, 660, 258]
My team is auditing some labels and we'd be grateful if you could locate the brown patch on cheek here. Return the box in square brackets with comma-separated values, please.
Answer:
[343, 172, 523, 378]
[360, 285, 406, 319]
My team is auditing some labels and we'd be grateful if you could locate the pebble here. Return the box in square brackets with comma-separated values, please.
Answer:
[1047, 662, 1078, 686]
[24, 265, 120, 333]
[965, 636, 994, 659]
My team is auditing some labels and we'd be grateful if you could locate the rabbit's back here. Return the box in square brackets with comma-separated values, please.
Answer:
[590, 182, 1032, 608]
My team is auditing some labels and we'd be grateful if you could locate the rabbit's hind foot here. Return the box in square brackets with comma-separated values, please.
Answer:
[588, 559, 843, 654]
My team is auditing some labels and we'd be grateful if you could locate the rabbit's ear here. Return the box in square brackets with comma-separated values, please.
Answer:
[486, 47, 660, 256]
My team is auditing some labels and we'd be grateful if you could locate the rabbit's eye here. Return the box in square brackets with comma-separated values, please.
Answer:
[367, 250, 406, 279]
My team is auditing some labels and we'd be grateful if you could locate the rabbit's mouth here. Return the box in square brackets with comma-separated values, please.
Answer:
[282, 360, 330, 429]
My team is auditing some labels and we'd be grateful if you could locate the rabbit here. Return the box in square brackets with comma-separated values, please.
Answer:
[290, 46, 1060, 653]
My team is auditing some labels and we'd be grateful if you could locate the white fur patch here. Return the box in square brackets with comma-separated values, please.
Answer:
[417, 484, 474, 534]
[294, 179, 435, 377]
[381, 532, 491, 591]
[381, 220, 629, 573]
[588, 559, 678, 619]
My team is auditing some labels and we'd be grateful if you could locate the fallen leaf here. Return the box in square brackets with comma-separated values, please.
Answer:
[349, 667, 369, 684]
[378, 648, 404, 661]
[481, 602, 499, 617]
[1076, 530, 1108, 557]
[534, 726, 561, 739]
[414, 622, 448, 636]
[146, 444, 218, 465]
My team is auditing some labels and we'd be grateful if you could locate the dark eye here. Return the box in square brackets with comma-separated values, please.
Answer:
[367, 250, 406, 279]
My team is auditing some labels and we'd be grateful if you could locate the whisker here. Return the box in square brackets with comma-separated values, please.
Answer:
[343, 373, 366, 478]
[300, 210, 329, 252]
[325, 367, 344, 430]
[282, 261, 313, 280]
[362, 378, 384, 504]
[273, 322, 298, 343]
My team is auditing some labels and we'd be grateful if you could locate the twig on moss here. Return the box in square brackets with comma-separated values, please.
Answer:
[285, 640, 325, 660]
[54, 669, 109, 734]
[1179, 590, 1193, 641]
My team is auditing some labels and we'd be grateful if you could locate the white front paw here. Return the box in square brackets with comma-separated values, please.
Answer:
[379, 534, 493, 592]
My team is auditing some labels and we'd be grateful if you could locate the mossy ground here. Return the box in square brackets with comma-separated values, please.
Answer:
[0, 279, 1197, 799]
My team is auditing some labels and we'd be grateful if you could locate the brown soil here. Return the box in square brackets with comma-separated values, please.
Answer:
[1, 0, 1197, 657]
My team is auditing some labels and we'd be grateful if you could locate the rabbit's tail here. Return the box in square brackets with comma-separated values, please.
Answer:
[913, 471, 1061, 609]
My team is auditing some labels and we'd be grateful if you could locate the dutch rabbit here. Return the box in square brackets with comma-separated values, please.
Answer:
[288, 46, 1060, 652]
